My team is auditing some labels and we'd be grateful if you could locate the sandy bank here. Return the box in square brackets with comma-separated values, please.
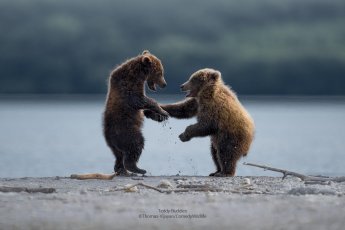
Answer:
[0, 176, 345, 230]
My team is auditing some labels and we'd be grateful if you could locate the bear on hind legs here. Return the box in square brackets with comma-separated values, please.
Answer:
[104, 51, 169, 176]
[145, 68, 254, 177]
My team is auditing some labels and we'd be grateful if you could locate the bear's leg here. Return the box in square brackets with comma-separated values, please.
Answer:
[222, 154, 240, 177]
[214, 140, 241, 177]
[123, 132, 147, 175]
[111, 146, 130, 176]
[209, 144, 221, 176]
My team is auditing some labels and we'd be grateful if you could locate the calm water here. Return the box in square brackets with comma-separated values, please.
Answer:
[0, 95, 344, 177]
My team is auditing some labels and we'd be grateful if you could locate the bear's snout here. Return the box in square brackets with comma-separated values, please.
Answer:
[159, 79, 167, 88]
[180, 83, 187, 91]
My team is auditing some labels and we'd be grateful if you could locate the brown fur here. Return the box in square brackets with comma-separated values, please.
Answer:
[103, 50, 168, 175]
[145, 68, 255, 177]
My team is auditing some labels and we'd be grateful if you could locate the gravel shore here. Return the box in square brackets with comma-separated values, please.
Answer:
[1, 176, 345, 230]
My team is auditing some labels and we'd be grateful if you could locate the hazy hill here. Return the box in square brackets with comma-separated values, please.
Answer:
[0, 0, 344, 94]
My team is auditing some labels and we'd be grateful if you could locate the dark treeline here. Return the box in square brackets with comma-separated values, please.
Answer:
[0, 0, 345, 95]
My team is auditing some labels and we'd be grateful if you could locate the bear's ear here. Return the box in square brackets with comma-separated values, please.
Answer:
[209, 71, 220, 82]
[141, 55, 152, 66]
[142, 50, 150, 55]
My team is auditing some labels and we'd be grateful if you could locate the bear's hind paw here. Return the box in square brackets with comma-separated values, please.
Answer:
[209, 171, 220, 176]
[115, 168, 131, 177]
[213, 172, 234, 177]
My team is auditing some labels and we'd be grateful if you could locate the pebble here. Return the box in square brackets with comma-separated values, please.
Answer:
[243, 178, 251, 185]
[124, 184, 138, 193]
[157, 180, 173, 189]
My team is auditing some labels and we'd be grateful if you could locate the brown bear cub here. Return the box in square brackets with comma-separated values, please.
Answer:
[103, 50, 169, 176]
[145, 68, 255, 177]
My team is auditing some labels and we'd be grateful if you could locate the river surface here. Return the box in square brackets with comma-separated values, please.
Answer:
[0, 95, 344, 177]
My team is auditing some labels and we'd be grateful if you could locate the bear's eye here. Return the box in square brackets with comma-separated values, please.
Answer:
[192, 78, 201, 83]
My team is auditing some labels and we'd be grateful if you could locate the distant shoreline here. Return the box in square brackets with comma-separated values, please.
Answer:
[1, 93, 345, 101]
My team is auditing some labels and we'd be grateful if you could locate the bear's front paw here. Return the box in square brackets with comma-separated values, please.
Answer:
[158, 109, 169, 121]
[179, 133, 190, 142]
[144, 110, 166, 122]
[160, 109, 169, 117]
[144, 110, 154, 119]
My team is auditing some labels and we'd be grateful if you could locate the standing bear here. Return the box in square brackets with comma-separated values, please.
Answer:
[145, 68, 255, 176]
[103, 50, 169, 176]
